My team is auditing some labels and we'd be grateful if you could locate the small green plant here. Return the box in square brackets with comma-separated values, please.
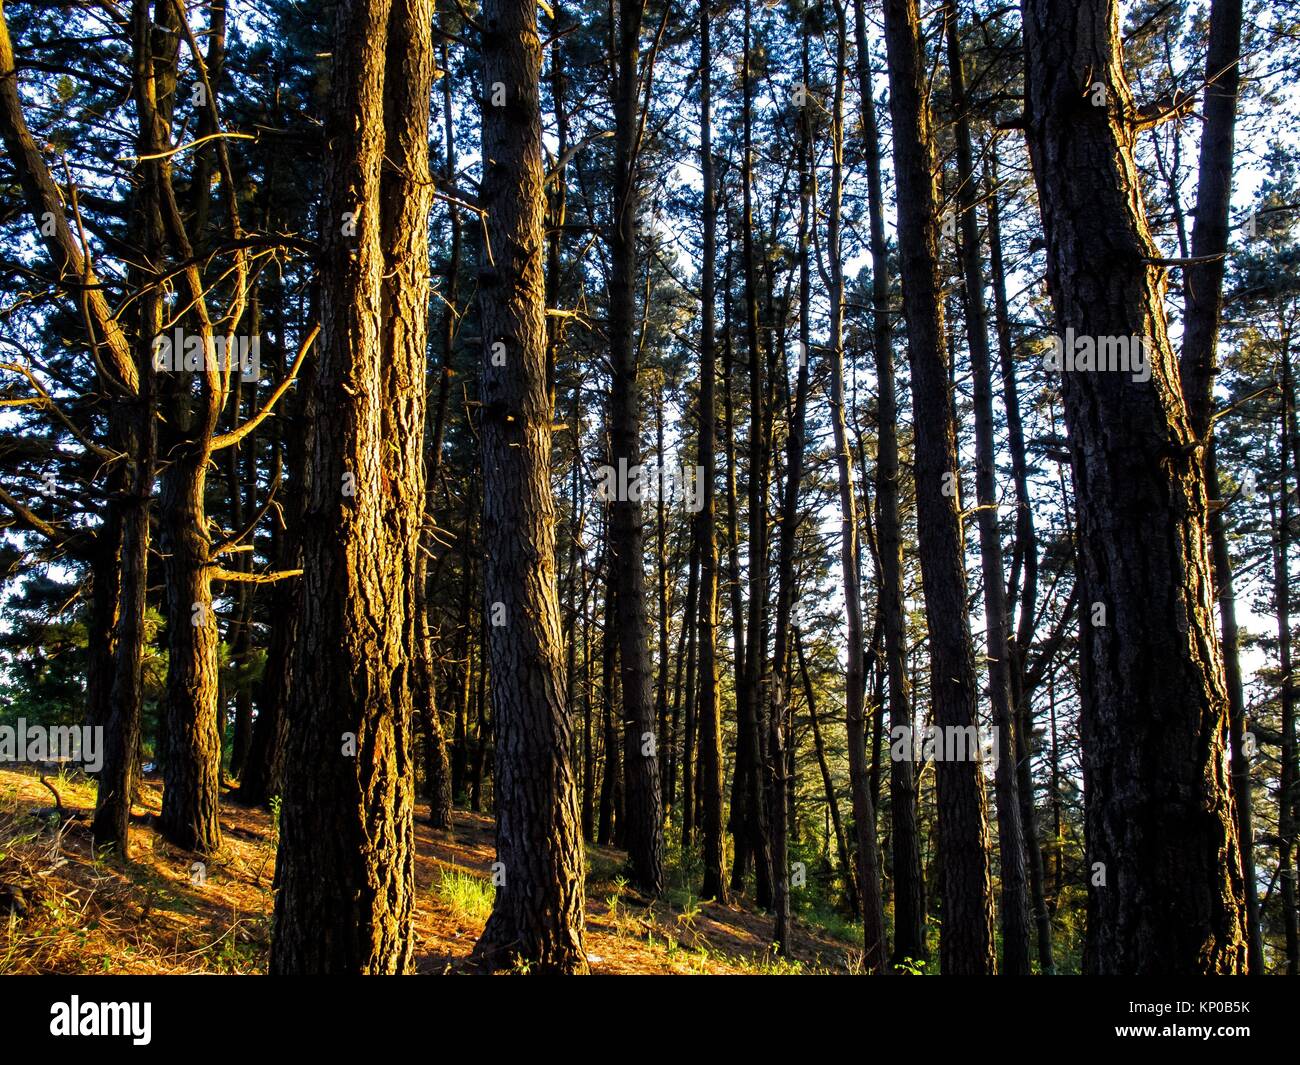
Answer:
[676, 892, 703, 930]
[253, 796, 283, 884]
[435, 868, 494, 922]
[736, 944, 806, 975]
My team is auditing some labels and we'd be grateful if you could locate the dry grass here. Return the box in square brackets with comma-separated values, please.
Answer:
[0, 766, 272, 974]
[0, 765, 857, 975]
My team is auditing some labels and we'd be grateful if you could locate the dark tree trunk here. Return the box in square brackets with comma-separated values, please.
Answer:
[1021, 0, 1247, 973]
[655, 399, 672, 808]
[93, 395, 154, 850]
[598, 563, 620, 847]
[986, 150, 1055, 973]
[416, 553, 454, 830]
[469, 637, 489, 813]
[1180, 0, 1243, 440]
[723, 261, 751, 891]
[225, 371, 258, 783]
[470, 0, 587, 972]
[944, 2, 1031, 974]
[1210, 443, 1265, 973]
[765, 22, 816, 953]
[738, 0, 773, 910]
[85, 506, 123, 740]
[0, 6, 152, 848]
[797, 627, 859, 919]
[581, 549, 597, 842]
[676, 536, 700, 833]
[882, 0, 996, 974]
[852, 0, 926, 966]
[696, 5, 726, 902]
[1173, 0, 1262, 975]
[827, 5, 887, 972]
[239, 335, 309, 809]
[607, 0, 665, 897]
[1275, 343, 1299, 975]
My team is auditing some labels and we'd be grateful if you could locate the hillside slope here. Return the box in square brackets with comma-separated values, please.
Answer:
[0, 765, 858, 975]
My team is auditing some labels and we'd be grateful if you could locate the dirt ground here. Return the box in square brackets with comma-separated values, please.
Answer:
[0, 764, 859, 975]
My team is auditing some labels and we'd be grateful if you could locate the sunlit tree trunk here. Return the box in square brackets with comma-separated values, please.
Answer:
[271, 0, 429, 974]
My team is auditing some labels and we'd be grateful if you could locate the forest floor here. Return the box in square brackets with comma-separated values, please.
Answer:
[0, 764, 860, 974]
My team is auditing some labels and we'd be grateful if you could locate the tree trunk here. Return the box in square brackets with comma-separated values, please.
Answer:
[944, 2, 1031, 974]
[986, 149, 1055, 973]
[598, 562, 620, 846]
[765, 21, 815, 952]
[797, 627, 859, 919]
[827, 4, 886, 971]
[143, 0, 224, 858]
[1179, 0, 1243, 440]
[738, 0, 773, 910]
[852, 0, 926, 964]
[1021, 0, 1247, 973]
[157, 447, 224, 854]
[696, 4, 727, 902]
[240, 323, 309, 809]
[1172, 0, 1262, 974]
[608, 0, 665, 897]
[1210, 443, 1265, 973]
[1275, 342, 1298, 975]
[416, 552, 454, 830]
[723, 257, 751, 891]
[882, 0, 996, 974]
[93, 394, 154, 851]
[470, 0, 587, 972]
[270, 0, 429, 974]
[677, 536, 701, 835]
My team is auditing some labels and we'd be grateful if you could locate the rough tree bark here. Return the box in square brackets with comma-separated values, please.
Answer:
[881, 0, 997, 974]
[1021, 0, 1247, 973]
[607, 0, 665, 897]
[470, 0, 588, 973]
[943, 1, 1031, 974]
[852, 0, 926, 965]
[696, 3, 727, 903]
[270, 0, 429, 974]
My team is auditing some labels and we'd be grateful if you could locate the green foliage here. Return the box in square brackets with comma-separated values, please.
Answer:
[434, 868, 494, 923]
[0, 576, 88, 729]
